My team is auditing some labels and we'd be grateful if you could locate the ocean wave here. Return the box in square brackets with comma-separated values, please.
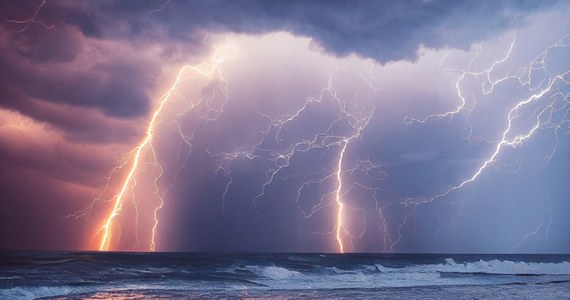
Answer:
[3, 253, 570, 298]
[223, 259, 570, 291]
[0, 276, 22, 280]
[233, 265, 302, 280]
[31, 258, 76, 265]
[226, 259, 570, 284]
[442, 258, 570, 275]
[375, 258, 570, 276]
[0, 286, 80, 300]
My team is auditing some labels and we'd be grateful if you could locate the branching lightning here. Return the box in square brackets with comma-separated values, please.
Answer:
[404, 32, 570, 206]
[95, 46, 236, 251]
[2, 0, 55, 32]
[3, 0, 569, 256]
[515, 198, 552, 253]
[97, 68, 183, 251]
[404, 33, 517, 125]
[211, 68, 381, 253]
[390, 32, 570, 252]
[87, 29, 569, 253]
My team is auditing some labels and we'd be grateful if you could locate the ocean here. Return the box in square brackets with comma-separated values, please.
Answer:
[1, 252, 569, 299]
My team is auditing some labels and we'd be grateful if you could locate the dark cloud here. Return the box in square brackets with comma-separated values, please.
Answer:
[67, 0, 557, 62]
[0, 27, 160, 119]
[0, 0, 556, 130]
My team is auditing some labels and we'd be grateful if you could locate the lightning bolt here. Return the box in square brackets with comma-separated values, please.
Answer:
[91, 30, 568, 253]
[387, 32, 570, 252]
[404, 32, 570, 206]
[95, 45, 236, 251]
[97, 69, 181, 251]
[210, 67, 381, 253]
[333, 113, 376, 252]
[334, 140, 349, 253]
[515, 197, 552, 253]
[151, 0, 171, 14]
[423, 72, 567, 204]
[404, 33, 516, 125]
[3, 0, 55, 32]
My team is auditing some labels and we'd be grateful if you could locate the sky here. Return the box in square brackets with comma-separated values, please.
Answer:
[0, 0, 569, 253]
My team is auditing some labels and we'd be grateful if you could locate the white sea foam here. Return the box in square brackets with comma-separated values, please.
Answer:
[3, 259, 569, 298]
[264, 266, 301, 279]
[0, 283, 212, 300]
[374, 259, 570, 275]
[239, 259, 570, 290]
[244, 265, 302, 280]
[0, 286, 78, 300]
[438, 258, 570, 275]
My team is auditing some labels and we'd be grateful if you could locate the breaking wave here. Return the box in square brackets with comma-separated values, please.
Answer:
[375, 258, 570, 276]
[2, 252, 570, 299]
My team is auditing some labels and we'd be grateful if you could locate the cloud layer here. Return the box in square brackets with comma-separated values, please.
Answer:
[0, 0, 568, 252]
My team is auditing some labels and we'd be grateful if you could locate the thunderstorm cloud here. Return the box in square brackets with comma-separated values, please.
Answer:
[0, 0, 569, 253]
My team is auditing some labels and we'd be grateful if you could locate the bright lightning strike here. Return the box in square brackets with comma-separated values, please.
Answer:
[334, 140, 349, 253]
[403, 33, 570, 207]
[97, 68, 185, 251]
[96, 44, 237, 251]
[212, 66, 380, 253]
[89, 30, 568, 254]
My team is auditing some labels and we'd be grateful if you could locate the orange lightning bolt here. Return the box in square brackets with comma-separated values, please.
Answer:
[96, 44, 236, 251]
[97, 69, 185, 251]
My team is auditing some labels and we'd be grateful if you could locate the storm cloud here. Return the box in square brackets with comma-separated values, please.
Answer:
[0, 0, 568, 252]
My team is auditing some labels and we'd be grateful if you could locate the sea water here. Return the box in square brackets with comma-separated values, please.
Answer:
[1, 252, 569, 299]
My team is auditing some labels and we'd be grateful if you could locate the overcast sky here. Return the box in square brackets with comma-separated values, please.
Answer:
[0, 0, 569, 253]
